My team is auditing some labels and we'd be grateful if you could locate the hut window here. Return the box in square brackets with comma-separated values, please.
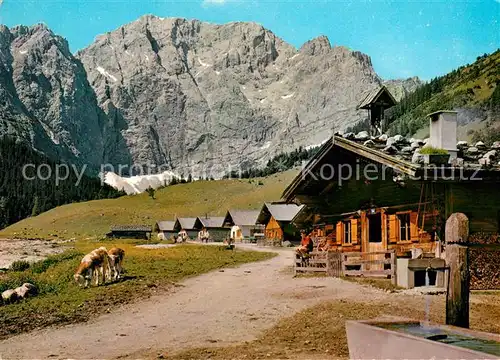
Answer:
[343, 221, 352, 244]
[398, 213, 411, 241]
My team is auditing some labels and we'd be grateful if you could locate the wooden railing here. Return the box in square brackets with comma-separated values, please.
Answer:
[294, 251, 328, 275]
[341, 250, 397, 284]
[294, 250, 397, 284]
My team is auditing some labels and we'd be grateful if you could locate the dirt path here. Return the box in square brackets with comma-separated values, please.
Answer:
[0, 245, 392, 359]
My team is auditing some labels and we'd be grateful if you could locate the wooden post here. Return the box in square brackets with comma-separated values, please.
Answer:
[390, 251, 397, 285]
[445, 213, 470, 328]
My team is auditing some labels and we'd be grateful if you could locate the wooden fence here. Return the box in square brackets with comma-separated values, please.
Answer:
[294, 250, 397, 283]
[294, 251, 328, 276]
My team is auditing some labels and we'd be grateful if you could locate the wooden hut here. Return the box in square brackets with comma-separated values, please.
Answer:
[174, 217, 202, 239]
[282, 111, 500, 289]
[223, 210, 263, 242]
[154, 221, 176, 240]
[257, 203, 304, 243]
[107, 225, 151, 239]
[197, 216, 230, 242]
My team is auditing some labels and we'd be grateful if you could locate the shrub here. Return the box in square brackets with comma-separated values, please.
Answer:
[10, 260, 30, 272]
[419, 146, 449, 155]
[30, 250, 82, 274]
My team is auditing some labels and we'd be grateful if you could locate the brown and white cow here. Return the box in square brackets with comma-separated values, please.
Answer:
[107, 247, 125, 281]
[74, 247, 110, 287]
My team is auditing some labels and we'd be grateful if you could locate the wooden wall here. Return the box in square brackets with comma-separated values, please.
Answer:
[328, 208, 433, 255]
[265, 216, 283, 241]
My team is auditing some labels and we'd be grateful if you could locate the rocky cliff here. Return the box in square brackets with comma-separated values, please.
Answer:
[0, 16, 420, 178]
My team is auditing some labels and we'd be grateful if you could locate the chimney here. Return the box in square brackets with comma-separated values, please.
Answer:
[428, 110, 458, 161]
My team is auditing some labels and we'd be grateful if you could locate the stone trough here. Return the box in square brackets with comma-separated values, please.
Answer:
[346, 319, 500, 360]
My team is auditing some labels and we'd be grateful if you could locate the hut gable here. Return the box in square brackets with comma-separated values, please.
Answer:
[257, 203, 305, 224]
[155, 221, 176, 232]
[358, 85, 397, 110]
[223, 210, 260, 227]
[198, 216, 226, 228]
[174, 217, 202, 231]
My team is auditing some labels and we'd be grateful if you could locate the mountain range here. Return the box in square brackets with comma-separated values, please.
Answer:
[1, 16, 421, 178]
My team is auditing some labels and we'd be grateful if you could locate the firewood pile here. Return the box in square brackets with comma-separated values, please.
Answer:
[468, 232, 500, 245]
[468, 233, 500, 290]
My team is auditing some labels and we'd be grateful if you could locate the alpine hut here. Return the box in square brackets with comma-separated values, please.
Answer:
[257, 202, 305, 244]
[197, 216, 230, 242]
[154, 221, 177, 240]
[281, 110, 500, 289]
[223, 210, 263, 242]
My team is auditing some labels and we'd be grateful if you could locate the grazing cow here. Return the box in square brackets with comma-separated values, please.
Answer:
[107, 247, 125, 281]
[74, 248, 110, 287]
[2, 289, 19, 304]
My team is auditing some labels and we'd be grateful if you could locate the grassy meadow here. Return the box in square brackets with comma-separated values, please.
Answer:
[0, 170, 298, 240]
[0, 242, 275, 338]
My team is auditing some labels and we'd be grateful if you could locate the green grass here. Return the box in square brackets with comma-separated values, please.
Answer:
[0, 170, 298, 240]
[0, 243, 275, 338]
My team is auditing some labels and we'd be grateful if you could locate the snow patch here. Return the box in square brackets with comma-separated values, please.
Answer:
[96, 66, 118, 82]
[198, 57, 211, 67]
[144, 54, 149, 61]
[103, 171, 181, 195]
[290, 53, 300, 60]
[281, 92, 295, 99]
[19, 50, 27, 55]
[260, 141, 271, 150]
[215, 70, 220, 75]
[260, 98, 267, 104]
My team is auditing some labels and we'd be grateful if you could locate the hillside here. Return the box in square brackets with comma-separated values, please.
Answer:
[386, 50, 500, 140]
[0, 137, 123, 229]
[0, 170, 298, 240]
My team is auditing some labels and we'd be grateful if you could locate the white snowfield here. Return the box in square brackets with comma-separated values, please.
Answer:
[96, 66, 118, 82]
[103, 171, 180, 195]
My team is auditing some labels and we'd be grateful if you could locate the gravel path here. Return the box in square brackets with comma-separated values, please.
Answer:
[0, 245, 388, 359]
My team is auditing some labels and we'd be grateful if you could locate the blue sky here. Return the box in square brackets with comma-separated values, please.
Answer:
[0, 0, 498, 80]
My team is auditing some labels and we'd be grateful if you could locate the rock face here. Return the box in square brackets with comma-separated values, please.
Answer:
[1, 17, 420, 177]
[0, 24, 109, 168]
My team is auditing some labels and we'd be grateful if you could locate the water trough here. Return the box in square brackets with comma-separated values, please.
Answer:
[346, 319, 500, 360]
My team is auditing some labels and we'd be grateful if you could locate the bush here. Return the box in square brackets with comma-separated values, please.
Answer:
[10, 260, 30, 272]
[30, 251, 82, 274]
[419, 146, 449, 155]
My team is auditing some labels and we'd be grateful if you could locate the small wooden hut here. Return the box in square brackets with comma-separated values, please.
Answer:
[154, 221, 177, 240]
[197, 216, 230, 242]
[223, 210, 263, 241]
[174, 217, 202, 239]
[107, 225, 151, 239]
[257, 203, 304, 243]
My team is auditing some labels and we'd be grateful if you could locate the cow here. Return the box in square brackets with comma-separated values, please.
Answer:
[107, 247, 125, 281]
[74, 248, 110, 287]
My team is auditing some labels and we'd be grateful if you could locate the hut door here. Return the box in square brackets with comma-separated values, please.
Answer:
[367, 213, 383, 251]
[367, 213, 384, 270]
